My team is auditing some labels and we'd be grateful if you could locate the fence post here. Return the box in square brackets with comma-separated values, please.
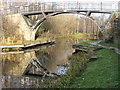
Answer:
[64, 3, 65, 10]
[118, 1, 120, 11]
[79, 3, 80, 10]
[77, 2, 79, 10]
[101, 2, 102, 11]
[44, 3, 45, 11]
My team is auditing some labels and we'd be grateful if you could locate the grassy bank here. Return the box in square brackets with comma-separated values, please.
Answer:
[39, 40, 119, 88]
[39, 43, 95, 88]
[1, 36, 51, 45]
[70, 49, 118, 88]
[72, 33, 94, 39]
[40, 51, 93, 88]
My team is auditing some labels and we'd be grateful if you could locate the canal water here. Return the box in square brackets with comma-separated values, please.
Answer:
[0, 37, 94, 88]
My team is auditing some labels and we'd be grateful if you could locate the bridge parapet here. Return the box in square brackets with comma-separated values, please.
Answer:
[0, 1, 119, 15]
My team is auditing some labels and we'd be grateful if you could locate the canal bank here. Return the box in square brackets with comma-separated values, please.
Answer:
[1, 37, 119, 88]
[1, 37, 79, 88]
[0, 40, 55, 52]
[39, 39, 119, 88]
[70, 48, 118, 88]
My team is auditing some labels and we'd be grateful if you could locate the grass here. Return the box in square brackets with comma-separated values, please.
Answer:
[1, 36, 49, 45]
[72, 33, 84, 39]
[70, 49, 119, 88]
[1, 36, 23, 45]
[72, 33, 93, 39]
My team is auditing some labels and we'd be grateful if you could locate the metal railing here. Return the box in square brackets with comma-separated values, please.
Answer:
[0, 1, 119, 15]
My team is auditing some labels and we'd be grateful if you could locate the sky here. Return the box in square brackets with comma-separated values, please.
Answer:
[2, 0, 120, 2]
[41, 0, 119, 2]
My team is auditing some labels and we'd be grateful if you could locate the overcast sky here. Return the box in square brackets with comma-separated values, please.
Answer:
[41, 0, 119, 2]
[2, 0, 119, 3]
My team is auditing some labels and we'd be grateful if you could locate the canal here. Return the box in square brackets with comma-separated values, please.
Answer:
[1, 37, 93, 88]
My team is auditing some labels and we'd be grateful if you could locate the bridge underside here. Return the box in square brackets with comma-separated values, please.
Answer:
[22, 10, 112, 32]
[2, 10, 113, 41]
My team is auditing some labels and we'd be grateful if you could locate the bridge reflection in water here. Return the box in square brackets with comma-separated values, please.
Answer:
[1, 38, 93, 88]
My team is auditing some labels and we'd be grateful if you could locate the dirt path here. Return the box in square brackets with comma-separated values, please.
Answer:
[87, 40, 120, 54]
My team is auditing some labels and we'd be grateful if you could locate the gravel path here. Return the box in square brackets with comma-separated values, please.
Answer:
[87, 40, 120, 54]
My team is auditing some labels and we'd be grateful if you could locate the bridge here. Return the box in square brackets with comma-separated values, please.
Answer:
[0, 1, 118, 14]
[22, 10, 112, 31]
[1, 1, 118, 41]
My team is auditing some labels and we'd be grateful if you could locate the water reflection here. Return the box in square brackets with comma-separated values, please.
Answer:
[0, 37, 91, 88]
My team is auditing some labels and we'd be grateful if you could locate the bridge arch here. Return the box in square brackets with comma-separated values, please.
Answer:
[22, 10, 112, 40]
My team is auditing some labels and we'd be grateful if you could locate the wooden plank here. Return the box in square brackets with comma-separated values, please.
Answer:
[0, 40, 55, 49]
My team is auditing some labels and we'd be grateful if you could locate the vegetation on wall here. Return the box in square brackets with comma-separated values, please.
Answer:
[2, 16, 24, 45]
[103, 12, 120, 44]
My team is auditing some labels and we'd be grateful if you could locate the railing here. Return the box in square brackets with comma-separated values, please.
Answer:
[0, 1, 119, 15]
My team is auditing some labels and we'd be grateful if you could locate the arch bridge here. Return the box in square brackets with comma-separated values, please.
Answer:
[23, 10, 112, 31]
[21, 10, 112, 40]
[2, 1, 117, 41]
